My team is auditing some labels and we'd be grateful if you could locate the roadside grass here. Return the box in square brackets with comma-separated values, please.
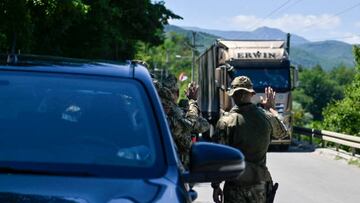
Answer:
[334, 155, 360, 168]
[348, 159, 360, 168]
[295, 133, 360, 161]
[334, 155, 343, 160]
[294, 133, 360, 168]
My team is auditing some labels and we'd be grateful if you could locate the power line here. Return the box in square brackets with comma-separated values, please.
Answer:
[302, 1, 360, 30]
[285, 0, 304, 10]
[332, 2, 360, 16]
[308, 34, 360, 42]
[248, 0, 291, 30]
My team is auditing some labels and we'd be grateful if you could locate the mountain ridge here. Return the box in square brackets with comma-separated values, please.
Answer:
[183, 26, 310, 45]
[165, 25, 355, 70]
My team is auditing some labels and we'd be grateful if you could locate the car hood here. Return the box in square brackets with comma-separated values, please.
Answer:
[0, 174, 176, 203]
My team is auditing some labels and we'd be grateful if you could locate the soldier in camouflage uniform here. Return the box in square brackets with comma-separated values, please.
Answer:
[154, 74, 209, 165]
[211, 76, 287, 203]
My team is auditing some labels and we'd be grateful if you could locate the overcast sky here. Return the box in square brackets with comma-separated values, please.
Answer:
[163, 0, 360, 44]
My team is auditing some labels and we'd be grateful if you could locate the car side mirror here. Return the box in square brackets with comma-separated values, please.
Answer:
[183, 142, 245, 183]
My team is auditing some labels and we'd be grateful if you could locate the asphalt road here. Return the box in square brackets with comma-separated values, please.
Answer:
[193, 145, 360, 203]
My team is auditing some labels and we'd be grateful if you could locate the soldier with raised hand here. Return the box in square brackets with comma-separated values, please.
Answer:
[212, 76, 284, 203]
[155, 74, 209, 165]
[184, 81, 210, 135]
[259, 87, 288, 141]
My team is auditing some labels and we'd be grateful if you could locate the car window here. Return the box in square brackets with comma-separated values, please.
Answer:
[0, 71, 164, 178]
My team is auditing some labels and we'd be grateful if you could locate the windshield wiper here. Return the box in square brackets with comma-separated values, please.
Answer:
[0, 166, 97, 177]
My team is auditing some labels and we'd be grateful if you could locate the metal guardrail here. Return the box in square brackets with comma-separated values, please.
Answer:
[293, 126, 360, 156]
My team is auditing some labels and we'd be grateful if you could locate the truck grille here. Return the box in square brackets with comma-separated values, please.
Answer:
[275, 103, 285, 114]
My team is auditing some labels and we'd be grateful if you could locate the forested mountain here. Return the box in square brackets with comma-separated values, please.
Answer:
[165, 25, 355, 70]
[292, 41, 355, 69]
[164, 25, 218, 53]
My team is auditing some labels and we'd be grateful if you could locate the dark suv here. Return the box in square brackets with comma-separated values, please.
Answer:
[0, 55, 245, 202]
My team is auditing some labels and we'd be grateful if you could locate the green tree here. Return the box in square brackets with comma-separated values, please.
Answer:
[322, 46, 360, 136]
[136, 32, 194, 100]
[292, 101, 313, 127]
[0, 0, 181, 60]
[329, 64, 356, 89]
[0, 0, 32, 52]
[293, 65, 343, 120]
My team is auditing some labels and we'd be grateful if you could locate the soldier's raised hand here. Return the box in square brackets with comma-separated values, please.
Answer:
[260, 87, 276, 110]
[185, 82, 199, 100]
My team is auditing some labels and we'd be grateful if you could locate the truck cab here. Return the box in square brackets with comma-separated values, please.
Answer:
[198, 39, 298, 149]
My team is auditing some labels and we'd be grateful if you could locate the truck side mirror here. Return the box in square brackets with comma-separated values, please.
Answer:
[290, 65, 299, 90]
[216, 66, 232, 112]
[215, 67, 221, 88]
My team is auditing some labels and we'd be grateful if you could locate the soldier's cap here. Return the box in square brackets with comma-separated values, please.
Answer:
[228, 76, 255, 96]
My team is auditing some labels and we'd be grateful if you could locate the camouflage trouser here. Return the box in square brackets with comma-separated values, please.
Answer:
[223, 182, 267, 203]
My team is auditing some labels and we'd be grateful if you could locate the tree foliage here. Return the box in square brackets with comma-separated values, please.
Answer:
[136, 32, 194, 100]
[322, 46, 360, 136]
[292, 101, 313, 127]
[329, 64, 357, 87]
[293, 65, 344, 120]
[0, 0, 32, 51]
[0, 0, 181, 60]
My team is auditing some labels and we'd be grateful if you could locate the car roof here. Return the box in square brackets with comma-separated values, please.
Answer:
[0, 54, 146, 78]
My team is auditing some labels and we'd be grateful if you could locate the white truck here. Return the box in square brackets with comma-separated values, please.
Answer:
[197, 36, 298, 150]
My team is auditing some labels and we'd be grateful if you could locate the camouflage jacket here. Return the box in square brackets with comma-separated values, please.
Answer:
[167, 99, 209, 156]
[154, 80, 209, 158]
[185, 99, 210, 134]
[213, 103, 274, 185]
[167, 103, 192, 155]
[264, 110, 288, 139]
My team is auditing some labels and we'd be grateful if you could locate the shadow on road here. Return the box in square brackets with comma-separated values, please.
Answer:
[268, 141, 316, 153]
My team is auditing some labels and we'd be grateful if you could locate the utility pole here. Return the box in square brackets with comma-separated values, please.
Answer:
[165, 48, 169, 79]
[183, 31, 203, 82]
[191, 32, 196, 82]
[190, 31, 203, 82]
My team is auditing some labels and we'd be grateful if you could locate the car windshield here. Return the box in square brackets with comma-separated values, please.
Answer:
[230, 68, 290, 92]
[0, 71, 164, 178]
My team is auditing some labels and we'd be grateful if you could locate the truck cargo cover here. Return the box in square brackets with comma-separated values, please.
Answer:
[218, 40, 288, 61]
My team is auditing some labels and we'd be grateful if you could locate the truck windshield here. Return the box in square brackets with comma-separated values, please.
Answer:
[0, 72, 164, 178]
[230, 68, 290, 92]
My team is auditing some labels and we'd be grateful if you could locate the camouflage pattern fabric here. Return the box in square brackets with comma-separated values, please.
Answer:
[263, 110, 288, 139]
[162, 74, 178, 91]
[213, 103, 274, 202]
[154, 80, 192, 155]
[178, 98, 189, 112]
[186, 99, 210, 134]
[154, 76, 209, 165]
[167, 104, 193, 155]
[153, 79, 172, 101]
[223, 182, 267, 203]
[214, 104, 272, 182]
[228, 76, 256, 96]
